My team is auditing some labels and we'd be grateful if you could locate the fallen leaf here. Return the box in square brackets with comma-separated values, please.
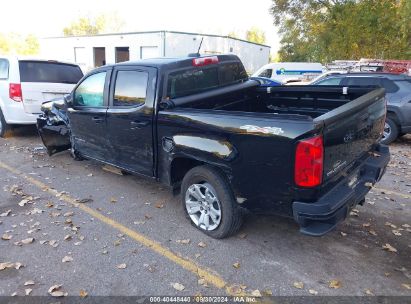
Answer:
[198, 242, 207, 248]
[172, 283, 185, 291]
[62, 256, 73, 263]
[362, 223, 371, 227]
[340, 232, 347, 236]
[293, 282, 304, 289]
[385, 222, 397, 229]
[21, 238, 34, 245]
[382, 243, 398, 253]
[25, 288, 32, 295]
[238, 233, 247, 239]
[155, 203, 164, 209]
[64, 235, 72, 241]
[11, 292, 17, 296]
[364, 289, 373, 295]
[369, 230, 377, 236]
[308, 289, 318, 295]
[198, 278, 207, 287]
[110, 197, 117, 203]
[402, 224, 411, 228]
[392, 230, 402, 236]
[63, 212, 74, 217]
[14, 262, 23, 269]
[116, 263, 127, 269]
[364, 182, 373, 187]
[251, 290, 262, 297]
[263, 289, 273, 296]
[329, 280, 342, 289]
[0, 210, 11, 217]
[19, 199, 30, 207]
[176, 239, 190, 244]
[144, 214, 152, 220]
[114, 240, 121, 246]
[24, 280, 35, 286]
[233, 262, 240, 269]
[402, 284, 411, 290]
[46, 202, 54, 208]
[79, 289, 88, 298]
[48, 285, 68, 297]
[194, 254, 201, 258]
[2, 233, 12, 240]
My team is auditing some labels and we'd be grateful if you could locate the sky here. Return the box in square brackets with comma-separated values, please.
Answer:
[0, 0, 280, 53]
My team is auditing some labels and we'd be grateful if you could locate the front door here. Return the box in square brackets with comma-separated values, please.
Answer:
[105, 67, 156, 176]
[68, 69, 111, 161]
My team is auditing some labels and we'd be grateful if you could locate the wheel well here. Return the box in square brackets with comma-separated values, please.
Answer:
[387, 111, 400, 126]
[170, 158, 204, 187]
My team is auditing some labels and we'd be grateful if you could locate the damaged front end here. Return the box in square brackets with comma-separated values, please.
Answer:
[37, 97, 71, 156]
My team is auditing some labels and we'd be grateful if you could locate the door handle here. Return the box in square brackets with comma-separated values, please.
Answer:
[92, 117, 104, 123]
[130, 120, 149, 129]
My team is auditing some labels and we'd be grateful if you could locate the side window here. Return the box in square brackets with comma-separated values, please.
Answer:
[74, 72, 106, 107]
[344, 77, 380, 87]
[0, 59, 9, 79]
[316, 77, 342, 85]
[113, 70, 148, 107]
[259, 69, 273, 78]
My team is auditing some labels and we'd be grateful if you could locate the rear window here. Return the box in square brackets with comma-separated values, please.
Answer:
[0, 59, 9, 79]
[19, 61, 83, 84]
[167, 62, 248, 99]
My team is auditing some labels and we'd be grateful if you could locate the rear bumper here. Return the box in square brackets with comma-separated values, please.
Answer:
[292, 144, 390, 236]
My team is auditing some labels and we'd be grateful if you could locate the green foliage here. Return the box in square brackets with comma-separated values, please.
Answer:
[246, 27, 266, 44]
[63, 12, 125, 36]
[0, 33, 39, 55]
[271, 0, 411, 62]
[227, 31, 239, 39]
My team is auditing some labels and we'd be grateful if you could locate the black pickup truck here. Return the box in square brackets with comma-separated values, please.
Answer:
[37, 54, 390, 238]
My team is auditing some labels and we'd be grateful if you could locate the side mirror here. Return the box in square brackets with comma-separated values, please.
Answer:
[64, 94, 73, 107]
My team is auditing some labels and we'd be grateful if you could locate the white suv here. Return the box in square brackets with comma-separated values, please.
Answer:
[0, 57, 83, 137]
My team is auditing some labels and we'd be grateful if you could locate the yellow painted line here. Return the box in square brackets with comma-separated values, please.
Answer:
[0, 160, 239, 293]
[373, 187, 411, 200]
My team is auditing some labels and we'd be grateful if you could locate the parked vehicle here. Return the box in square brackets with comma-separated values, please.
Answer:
[252, 62, 323, 84]
[0, 56, 83, 137]
[249, 76, 282, 87]
[312, 73, 411, 144]
[37, 55, 389, 238]
[308, 70, 347, 84]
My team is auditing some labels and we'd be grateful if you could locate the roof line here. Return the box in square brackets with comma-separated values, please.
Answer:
[42, 30, 271, 48]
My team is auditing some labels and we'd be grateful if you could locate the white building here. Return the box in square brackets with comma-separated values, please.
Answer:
[40, 30, 270, 74]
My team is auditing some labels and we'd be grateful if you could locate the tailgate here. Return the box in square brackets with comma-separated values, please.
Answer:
[315, 88, 386, 182]
[21, 82, 73, 114]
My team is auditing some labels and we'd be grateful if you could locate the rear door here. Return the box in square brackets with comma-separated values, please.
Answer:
[19, 61, 83, 114]
[105, 66, 156, 176]
[67, 69, 111, 161]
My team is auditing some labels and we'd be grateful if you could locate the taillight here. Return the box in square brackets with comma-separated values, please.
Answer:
[192, 56, 219, 67]
[295, 135, 324, 187]
[9, 83, 23, 102]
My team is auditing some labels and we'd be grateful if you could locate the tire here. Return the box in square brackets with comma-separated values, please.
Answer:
[381, 117, 399, 145]
[70, 147, 84, 161]
[181, 165, 243, 239]
[0, 108, 11, 138]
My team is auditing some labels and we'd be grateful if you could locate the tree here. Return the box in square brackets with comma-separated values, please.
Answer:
[63, 12, 125, 36]
[270, 0, 411, 62]
[246, 27, 266, 44]
[0, 33, 39, 55]
[227, 31, 239, 39]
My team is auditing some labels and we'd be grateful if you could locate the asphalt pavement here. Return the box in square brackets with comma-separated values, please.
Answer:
[0, 126, 410, 298]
